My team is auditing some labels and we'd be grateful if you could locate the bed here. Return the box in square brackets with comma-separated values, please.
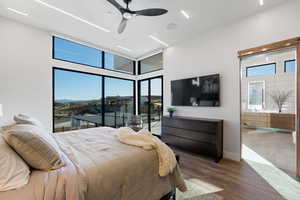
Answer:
[0, 127, 186, 200]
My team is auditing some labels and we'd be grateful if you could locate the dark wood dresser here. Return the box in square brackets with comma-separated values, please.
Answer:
[161, 116, 223, 162]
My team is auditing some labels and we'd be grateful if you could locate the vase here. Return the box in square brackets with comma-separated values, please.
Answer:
[169, 112, 174, 118]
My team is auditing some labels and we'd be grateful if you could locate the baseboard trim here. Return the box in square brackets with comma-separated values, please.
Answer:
[224, 151, 241, 162]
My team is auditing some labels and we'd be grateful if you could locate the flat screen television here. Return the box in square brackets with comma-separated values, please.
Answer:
[171, 74, 220, 107]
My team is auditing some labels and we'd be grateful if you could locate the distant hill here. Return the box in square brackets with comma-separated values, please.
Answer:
[55, 99, 100, 103]
[56, 96, 136, 103]
[55, 99, 80, 103]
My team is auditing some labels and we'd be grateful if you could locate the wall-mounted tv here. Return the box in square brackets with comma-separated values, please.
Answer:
[171, 74, 220, 107]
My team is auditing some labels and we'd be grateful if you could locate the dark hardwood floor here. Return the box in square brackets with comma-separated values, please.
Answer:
[174, 148, 285, 200]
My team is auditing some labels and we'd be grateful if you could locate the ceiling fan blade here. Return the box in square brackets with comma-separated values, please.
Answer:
[135, 8, 168, 16]
[107, 0, 124, 13]
[118, 18, 128, 34]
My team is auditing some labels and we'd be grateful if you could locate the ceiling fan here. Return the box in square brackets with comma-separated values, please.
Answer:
[107, 0, 168, 34]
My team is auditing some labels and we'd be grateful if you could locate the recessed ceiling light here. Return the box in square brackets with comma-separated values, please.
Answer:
[33, 0, 110, 32]
[259, 0, 264, 6]
[117, 45, 132, 52]
[149, 35, 169, 47]
[180, 10, 190, 19]
[7, 8, 28, 16]
[166, 22, 178, 30]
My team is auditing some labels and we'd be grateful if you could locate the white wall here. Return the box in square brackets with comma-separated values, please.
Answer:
[0, 17, 135, 131]
[0, 17, 52, 130]
[164, 0, 300, 161]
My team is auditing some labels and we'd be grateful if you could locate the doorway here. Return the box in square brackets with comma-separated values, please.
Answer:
[138, 76, 163, 136]
[239, 38, 300, 199]
[240, 48, 297, 174]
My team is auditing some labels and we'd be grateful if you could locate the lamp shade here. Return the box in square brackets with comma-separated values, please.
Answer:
[0, 104, 3, 117]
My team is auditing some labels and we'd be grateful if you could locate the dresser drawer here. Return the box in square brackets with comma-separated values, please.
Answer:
[162, 134, 217, 157]
[162, 117, 217, 134]
[162, 126, 216, 144]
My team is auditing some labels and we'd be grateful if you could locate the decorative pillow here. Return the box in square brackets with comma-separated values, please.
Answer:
[3, 124, 65, 171]
[0, 124, 16, 132]
[13, 114, 44, 129]
[0, 134, 30, 191]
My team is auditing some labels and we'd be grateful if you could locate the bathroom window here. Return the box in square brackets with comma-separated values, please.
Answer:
[248, 81, 265, 110]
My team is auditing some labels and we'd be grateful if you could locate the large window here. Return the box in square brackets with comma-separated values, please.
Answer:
[139, 53, 163, 74]
[248, 81, 265, 110]
[246, 63, 276, 77]
[104, 77, 135, 128]
[105, 53, 135, 74]
[53, 68, 135, 132]
[53, 37, 135, 74]
[53, 37, 102, 67]
[54, 68, 102, 132]
[284, 60, 296, 72]
[138, 76, 163, 135]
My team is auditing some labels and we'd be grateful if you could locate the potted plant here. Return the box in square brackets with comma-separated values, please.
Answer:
[269, 90, 292, 113]
[167, 107, 176, 118]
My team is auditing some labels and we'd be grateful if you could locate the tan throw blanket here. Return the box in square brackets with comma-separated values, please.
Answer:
[116, 127, 177, 177]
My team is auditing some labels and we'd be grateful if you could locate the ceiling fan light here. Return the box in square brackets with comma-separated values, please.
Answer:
[123, 12, 133, 19]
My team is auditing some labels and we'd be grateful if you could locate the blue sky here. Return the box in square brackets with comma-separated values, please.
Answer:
[54, 37, 102, 67]
[285, 60, 296, 72]
[55, 69, 102, 101]
[247, 64, 275, 76]
[151, 78, 162, 96]
[54, 69, 135, 101]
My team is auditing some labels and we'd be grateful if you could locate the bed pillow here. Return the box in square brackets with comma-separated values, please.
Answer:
[0, 124, 16, 132]
[3, 124, 65, 171]
[0, 134, 30, 191]
[14, 114, 44, 129]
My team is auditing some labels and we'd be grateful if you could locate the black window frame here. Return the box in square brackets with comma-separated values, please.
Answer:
[52, 36, 136, 75]
[284, 59, 296, 72]
[52, 67, 136, 132]
[246, 62, 277, 77]
[137, 75, 163, 136]
[138, 53, 163, 75]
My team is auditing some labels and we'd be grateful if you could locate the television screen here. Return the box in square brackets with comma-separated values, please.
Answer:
[171, 74, 220, 107]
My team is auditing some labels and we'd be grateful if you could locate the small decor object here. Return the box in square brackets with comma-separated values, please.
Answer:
[269, 90, 292, 113]
[126, 115, 143, 132]
[167, 107, 176, 118]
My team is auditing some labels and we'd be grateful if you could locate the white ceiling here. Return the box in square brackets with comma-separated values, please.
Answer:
[0, 0, 292, 59]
